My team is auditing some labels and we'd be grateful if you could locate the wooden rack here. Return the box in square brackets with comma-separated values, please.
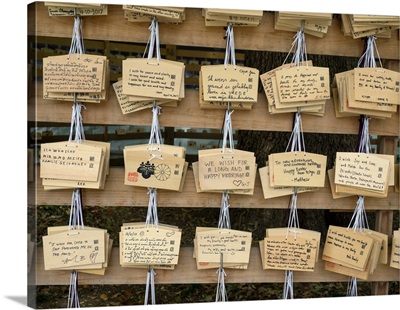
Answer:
[28, 1, 399, 301]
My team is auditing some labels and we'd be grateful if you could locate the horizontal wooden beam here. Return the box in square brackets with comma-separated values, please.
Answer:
[33, 247, 400, 285]
[28, 82, 399, 136]
[29, 167, 399, 211]
[28, 3, 400, 60]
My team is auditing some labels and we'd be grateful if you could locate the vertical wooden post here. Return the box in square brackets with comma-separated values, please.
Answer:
[371, 136, 397, 295]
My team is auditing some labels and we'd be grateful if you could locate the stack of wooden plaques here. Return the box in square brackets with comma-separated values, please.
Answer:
[44, 2, 108, 16]
[259, 228, 321, 271]
[113, 78, 178, 114]
[274, 12, 333, 37]
[341, 14, 400, 39]
[42, 53, 109, 103]
[42, 226, 112, 276]
[193, 227, 252, 269]
[120, 223, 182, 270]
[39, 140, 110, 190]
[323, 226, 389, 280]
[328, 152, 394, 199]
[390, 229, 400, 270]
[122, 5, 185, 23]
[258, 161, 317, 199]
[260, 61, 330, 115]
[259, 151, 327, 197]
[202, 8, 263, 27]
[120, 57, 185, 111]
[194, 148, 257, 194]
[124, 144, 188, 192]
[199, 64, 259, 109]
[332, 67, 399, 119]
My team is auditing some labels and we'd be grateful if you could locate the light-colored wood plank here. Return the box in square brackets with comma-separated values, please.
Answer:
[372, 136, 397, 295]
[28, 82, 399, 136]
[28, 3, 400, 60]
[33, 247, 400, 285]
[29, 167, 399, 210]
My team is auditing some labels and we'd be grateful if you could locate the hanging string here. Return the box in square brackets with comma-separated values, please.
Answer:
[143, 18, 161, 62]
[68, 98, 86, 144]
[221, 107, 234, 154]
[148, 103, 163, 150]
[282, 20, 308, 67]
[347, 196, 369, 233]
[282, 270, 294, 299]
[347, 277, 358, 297]
[68, 14, 85, 57]
[286, 192, 300, 238]
[285, 110, 306, 153]
[357, 36, 383, 69]
[144, 267, 156, 305]
[357, 115, 371, 154]
[218, 191, 231, 229]
[67, 270, 80, 308]
[224, 23, 236, 68]
[68, 189, 85, 230]
[145, 188, 159, 228]
[215, 254, 228, 302]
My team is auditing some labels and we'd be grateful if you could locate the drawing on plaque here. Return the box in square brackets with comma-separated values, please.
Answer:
[154, 163, 172, 181]
[137, 161, 156, 179]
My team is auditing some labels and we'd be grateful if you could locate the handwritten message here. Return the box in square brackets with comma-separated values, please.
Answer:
[196, 229, 252, 264]
[122, 58, 184, 99]
[198, 150, 256, 191]
[390, 229, 400, 269]
[263, 235, 319, 271]
[335, 152, 390, 192]
[40, 142, 102, 181]
[259, 164, 317, 199]
[43, 54, 105, 93]
[123, 5, 182, 20]
[47, 5, 108, 16]
[260, 62, 314, 106]
[201, 65, 259, 102]
[275, 66, 330, 102]
[121, 226, 181, 265]
[269, 152, 327, 187]
[354, 68, 400, 105]
[113, 80, 175, 114]
[323, 225, 373, 270]
[43, 229, 106, 270]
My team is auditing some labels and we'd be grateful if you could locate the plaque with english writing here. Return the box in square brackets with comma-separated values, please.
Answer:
[334, 152, 390, 193]
[275, 66, 330, 102]
[42, 229, 106, 270]
[198, 148, 256, 191]
[122, 58, 184, 100]
[354, 68, 400, 105]
[201, 64, 259, 103]
[268, 152, 327, 187]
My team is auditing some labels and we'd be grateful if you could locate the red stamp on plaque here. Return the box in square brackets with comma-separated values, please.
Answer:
[128, 172, 139, 182]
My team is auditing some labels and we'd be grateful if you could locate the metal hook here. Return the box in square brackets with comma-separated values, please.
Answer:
[220, 253, 224, 270]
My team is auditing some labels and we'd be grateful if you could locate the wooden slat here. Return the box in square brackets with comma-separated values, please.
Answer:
[28, 3, 400, 60]
[34, 247, 400, 285]
[28, 82, 399, 136]
[372, 136, 397, 295]
[29, 167, 399, 210]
